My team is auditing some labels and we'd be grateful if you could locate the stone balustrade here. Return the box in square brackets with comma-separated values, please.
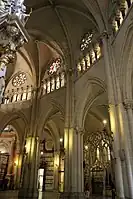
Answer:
[41, 71, 66, 95]
[77, 40, 102, 76]
[3, 85, 33, 104]
[111, 0, 133, 35]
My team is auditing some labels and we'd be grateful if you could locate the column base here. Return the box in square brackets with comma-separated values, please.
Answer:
[18, 188, 38, 199]
[60, 192, 85, 199]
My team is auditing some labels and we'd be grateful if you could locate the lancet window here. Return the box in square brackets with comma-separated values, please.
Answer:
[41, 57, 66, 96]
[77, 33, 102, 76]
[80, 32, 93, 51]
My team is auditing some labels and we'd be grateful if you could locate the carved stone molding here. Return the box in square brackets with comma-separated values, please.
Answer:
[65, 68, 74, 77]
[75, 126, 85, 135]
[101, 30, 109, 40]
[123, 100, 133, 110]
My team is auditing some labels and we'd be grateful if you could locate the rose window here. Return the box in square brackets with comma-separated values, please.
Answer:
[12, 72, 26, 87]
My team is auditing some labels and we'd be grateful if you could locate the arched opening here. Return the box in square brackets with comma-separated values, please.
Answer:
[83, 91, 115, 197]
[0, 125, 21, 190]
[38, 110, 64, 197]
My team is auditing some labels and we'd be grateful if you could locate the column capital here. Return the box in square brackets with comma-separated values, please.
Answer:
[123, 99, 133, 110]
[65, 68, 74, 76]
[75, 126, 85, 135]
[101, 30, 109, 40]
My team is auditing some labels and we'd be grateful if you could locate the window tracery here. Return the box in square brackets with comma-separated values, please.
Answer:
[12, 72, 26, 87]
[80, 32, 93, 51]
[111, 0, 133, 35]
[84, 129, 113, 169]
[41, 57, 65, 96]
[48, 58, 61, 75]
[77, 30, 102, 76]
[77, 40, 102, 76]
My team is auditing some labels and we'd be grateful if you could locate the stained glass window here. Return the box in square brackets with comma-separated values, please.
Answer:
[12, 72, 26, 87]
[48, 58, 61, 75]
[80, 32, 93, 51]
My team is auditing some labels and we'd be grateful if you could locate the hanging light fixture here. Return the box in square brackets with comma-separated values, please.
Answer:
[0, 0, 31, 103]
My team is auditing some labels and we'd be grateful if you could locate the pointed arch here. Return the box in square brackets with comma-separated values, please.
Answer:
[118, 23, 133, 100]
[75, 77, 106, 128]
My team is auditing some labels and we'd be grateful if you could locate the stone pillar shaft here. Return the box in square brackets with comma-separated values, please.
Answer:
[103, 33, 133, 198]
[102, 34, 125, 198]
[18, 88, 40, 199]
[109, 105, 125, 198]
[61, 70, 85, 199]
[117, 103, 133, 198]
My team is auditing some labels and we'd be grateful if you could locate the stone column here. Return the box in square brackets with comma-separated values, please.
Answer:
[7, 137, 15, 176]
[18, 136, 39, 199]
[122, 101, 133, 198]
[109, 105, 125, 198]
[102, 34, 133, 199]
[103, 32, 133, 197]
[102, 33, 125, 198]
[54, 151, 60, 191]
[60, 69, 85, 199]
[14, 153, 20, 189]
[124, 99, 133, 150]
[16, 153, 22, 189]
[18, 88, 40, 199]
[76, 129, 84, 193]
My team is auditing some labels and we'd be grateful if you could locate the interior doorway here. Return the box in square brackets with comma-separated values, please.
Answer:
[38, 169, 44, 192]
[0, 153, 9, 190]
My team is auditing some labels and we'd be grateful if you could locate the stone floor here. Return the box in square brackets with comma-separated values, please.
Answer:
[0, 190, 60, 199]
[0, 191, 112, 199]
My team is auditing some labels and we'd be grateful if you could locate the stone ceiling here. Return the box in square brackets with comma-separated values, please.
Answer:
[6, 0, 110, 88]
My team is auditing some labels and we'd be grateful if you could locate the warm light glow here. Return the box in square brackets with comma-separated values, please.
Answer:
[0, 151, 5, 154]
[26, 137, 35, 157]
[40, 151, 43, 155]
[54, 153, 59, 168]
[69, 128, 73, 153]
[14, 159, 18, 166]
[14, 155, 19, 167]
[85, 145, 88, 150]
[97, 147, 100, 159]
[108, 147, 111, 161]
[109, 106, 116, 133]
[60, 138, 63, 143]
[103, 119, 107, 125]
[64, 128, 68, 150]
